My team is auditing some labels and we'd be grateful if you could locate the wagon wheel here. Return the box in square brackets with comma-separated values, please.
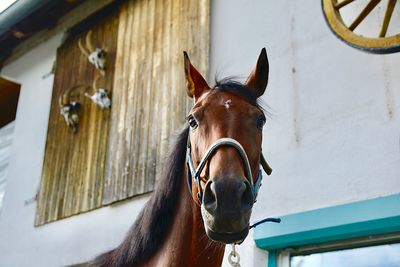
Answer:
[322, 0, 400, 54]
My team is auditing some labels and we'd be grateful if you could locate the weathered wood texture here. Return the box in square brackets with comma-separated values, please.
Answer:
[36, 0, 209, 224]
[35, 12, 119, 226]
[103, 0, 209, 204]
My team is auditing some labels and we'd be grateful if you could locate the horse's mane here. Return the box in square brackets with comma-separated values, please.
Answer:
[91, 127, 189, 267]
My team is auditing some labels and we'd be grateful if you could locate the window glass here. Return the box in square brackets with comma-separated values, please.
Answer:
[291, 243, 400, 267]
[0, 121, 14, 212]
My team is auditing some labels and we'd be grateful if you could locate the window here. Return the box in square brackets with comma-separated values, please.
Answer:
[0, 76, 20, 213]
[254, 194, 400, 267]
[0, 122, 15, 213]
[291, 243, 400, 267]
[285, 234, 400, 267]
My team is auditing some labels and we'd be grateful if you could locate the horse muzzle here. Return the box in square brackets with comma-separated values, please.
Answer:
[201, 176, 253, 244]
[186, 137, 272, 243]
[204, 225, 249, 244]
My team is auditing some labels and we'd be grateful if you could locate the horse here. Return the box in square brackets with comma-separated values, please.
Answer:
[91, 48, 271, 267]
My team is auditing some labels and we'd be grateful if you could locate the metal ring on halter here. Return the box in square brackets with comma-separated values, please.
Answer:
[228, 244, 241, 267]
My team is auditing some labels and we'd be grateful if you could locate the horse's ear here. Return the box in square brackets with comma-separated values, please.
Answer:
[183, 51, 209, 100]
[245, 48, 269, 98]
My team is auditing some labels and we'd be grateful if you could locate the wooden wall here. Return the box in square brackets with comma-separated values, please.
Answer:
[36, 0, 209, 225]
[103, 0, 210, 204]
[35, 10, 119, 226]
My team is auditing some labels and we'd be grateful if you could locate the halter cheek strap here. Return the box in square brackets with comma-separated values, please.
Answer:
[186, 137, 272, 204]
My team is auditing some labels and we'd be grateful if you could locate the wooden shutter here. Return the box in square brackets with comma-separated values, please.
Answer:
[36, 0, 209, 225]
[35, 11, 119, 225]
[102, 0, 209, 204]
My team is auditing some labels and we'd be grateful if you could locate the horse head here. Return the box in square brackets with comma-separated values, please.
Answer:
[184, 48, 270, 244]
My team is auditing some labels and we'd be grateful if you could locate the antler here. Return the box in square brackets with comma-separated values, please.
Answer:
[86, 30, 95, 52]
[78, 30, 95, 57]
[85, 76, 99, 98]
[78, 38, 90, 57]
[60, 85, 88, 106]
[90, 75, 109, 94]
[59, 89, 73, 108]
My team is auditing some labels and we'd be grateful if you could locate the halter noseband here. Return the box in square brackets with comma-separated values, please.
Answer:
[186, 136, 272, 204]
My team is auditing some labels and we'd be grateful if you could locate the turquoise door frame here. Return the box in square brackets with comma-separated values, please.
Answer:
[253, 194, 400, 267]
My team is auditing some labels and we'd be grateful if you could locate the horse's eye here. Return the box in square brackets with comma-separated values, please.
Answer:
[256, 115, 266, 129]
[187, 115, 198, 129]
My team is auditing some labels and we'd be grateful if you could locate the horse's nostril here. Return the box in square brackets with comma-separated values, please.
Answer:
[241, 180, 254, 210]
[238, 181, 247, 195]
[203, 181, 217, 212]
[203, 179, 253, 214]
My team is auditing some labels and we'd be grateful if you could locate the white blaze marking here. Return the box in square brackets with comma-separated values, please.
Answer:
[224, 99, 232, 109]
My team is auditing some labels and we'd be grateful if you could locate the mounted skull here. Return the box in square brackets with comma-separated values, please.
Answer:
[60, 102, 81, 132]
[59, 85, 86, 133]
[85, 76, 111, 109]
[78, 30, 106, 74]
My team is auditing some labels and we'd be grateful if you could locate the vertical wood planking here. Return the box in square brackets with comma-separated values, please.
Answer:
[102, 0, 210, 204]
[36, 0, 210, 224]
[35, 11, 119, 225]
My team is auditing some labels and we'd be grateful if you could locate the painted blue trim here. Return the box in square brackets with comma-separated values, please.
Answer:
[254, 194, 400, 250]
[267, 250, 276, 267]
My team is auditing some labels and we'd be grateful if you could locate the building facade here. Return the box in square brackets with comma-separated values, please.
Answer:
[0, 0, 399, 266]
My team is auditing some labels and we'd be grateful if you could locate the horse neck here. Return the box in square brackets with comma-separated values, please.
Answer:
[148, 169, 225, 267]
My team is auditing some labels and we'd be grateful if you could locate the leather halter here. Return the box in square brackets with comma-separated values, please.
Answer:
[186, 136, 272, 204]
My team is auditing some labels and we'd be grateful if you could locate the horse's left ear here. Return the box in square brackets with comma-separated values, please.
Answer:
[245, 48, 269, 98]
[183, 51, 210, 100]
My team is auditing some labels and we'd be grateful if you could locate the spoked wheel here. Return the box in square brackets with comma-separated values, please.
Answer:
[322, 0, 400, 54]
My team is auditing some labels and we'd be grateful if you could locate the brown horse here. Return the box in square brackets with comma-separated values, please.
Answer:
[91, 48, 271, 267]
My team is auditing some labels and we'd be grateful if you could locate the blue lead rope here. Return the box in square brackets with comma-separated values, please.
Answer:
[249, 217, 281, 229]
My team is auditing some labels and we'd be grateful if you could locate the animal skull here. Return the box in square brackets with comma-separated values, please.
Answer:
[85, 88, 111, 109]
[88, 48, 106, 71]
[60, 101, 80, 133]
[78, 30, 106, 72]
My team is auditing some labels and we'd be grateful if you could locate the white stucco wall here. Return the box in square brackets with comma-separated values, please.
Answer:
[0, 1, 399, 266]
[211, 1, 400, 266]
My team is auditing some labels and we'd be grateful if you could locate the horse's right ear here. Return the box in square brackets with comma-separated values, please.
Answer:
[183, 51, 209, 100]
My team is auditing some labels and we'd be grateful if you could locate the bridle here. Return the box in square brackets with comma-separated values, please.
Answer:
[186, 135, 272, 205]
[186, 133, 278, 266]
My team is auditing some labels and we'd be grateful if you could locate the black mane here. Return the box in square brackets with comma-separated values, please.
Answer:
[91, 127, 189, 267]
[213, 77, 263, 109]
